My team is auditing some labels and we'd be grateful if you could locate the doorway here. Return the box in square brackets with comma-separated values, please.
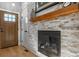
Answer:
[0, 10, 18, 48]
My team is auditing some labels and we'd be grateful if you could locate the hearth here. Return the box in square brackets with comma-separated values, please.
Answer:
[38, 31, 61, 57]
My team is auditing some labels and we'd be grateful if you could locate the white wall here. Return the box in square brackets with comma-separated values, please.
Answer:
[0, 2, 22, 12]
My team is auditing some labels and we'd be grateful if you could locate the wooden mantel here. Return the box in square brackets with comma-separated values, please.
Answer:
[32, 4, 79, 23]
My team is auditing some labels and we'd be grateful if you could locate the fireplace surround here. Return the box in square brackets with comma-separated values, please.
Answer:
[38, 31, 61, 57]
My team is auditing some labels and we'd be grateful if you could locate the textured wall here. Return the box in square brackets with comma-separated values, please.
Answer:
[22, 2, 79, 57]
[28, 12, 79, 57]
[21, 2, 40, 56]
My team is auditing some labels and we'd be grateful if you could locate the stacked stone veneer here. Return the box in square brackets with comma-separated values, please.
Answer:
[27, 12, 79, 57]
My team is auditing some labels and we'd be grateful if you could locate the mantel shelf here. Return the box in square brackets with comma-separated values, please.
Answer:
[31, 4, 79, 23]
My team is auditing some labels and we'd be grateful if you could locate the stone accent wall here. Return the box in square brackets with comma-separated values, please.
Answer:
[28, 12, 79, 57]
[21, 2, 79, 57]
[61, 31, 79, 56]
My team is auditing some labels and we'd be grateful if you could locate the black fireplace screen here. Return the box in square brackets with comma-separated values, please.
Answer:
[38, 31, 61, 57]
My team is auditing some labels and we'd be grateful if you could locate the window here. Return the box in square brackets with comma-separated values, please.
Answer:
[4, 14, 16, 22]
[4, 14, 9, 21]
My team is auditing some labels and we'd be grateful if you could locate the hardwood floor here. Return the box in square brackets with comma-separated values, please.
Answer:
[0, 46, 36, 57]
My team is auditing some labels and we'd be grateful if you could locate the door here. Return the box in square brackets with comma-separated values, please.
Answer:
[0, 10, 18, 48]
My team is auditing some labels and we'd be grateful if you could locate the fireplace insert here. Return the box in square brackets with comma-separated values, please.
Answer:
[38, 31, 61, 57]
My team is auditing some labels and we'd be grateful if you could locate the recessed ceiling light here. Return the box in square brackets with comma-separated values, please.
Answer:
[12, 3, 15, 7]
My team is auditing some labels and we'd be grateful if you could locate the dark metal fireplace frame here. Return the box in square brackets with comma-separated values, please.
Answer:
[38, 30, 61, 57]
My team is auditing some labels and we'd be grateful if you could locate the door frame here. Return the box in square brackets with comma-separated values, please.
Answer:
[0, 8, 21, 46]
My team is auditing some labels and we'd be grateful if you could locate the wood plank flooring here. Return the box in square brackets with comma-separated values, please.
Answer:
[0, 46, 36, 57]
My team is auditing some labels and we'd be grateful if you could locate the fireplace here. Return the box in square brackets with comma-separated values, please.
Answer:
[38, 31, 61, 57]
